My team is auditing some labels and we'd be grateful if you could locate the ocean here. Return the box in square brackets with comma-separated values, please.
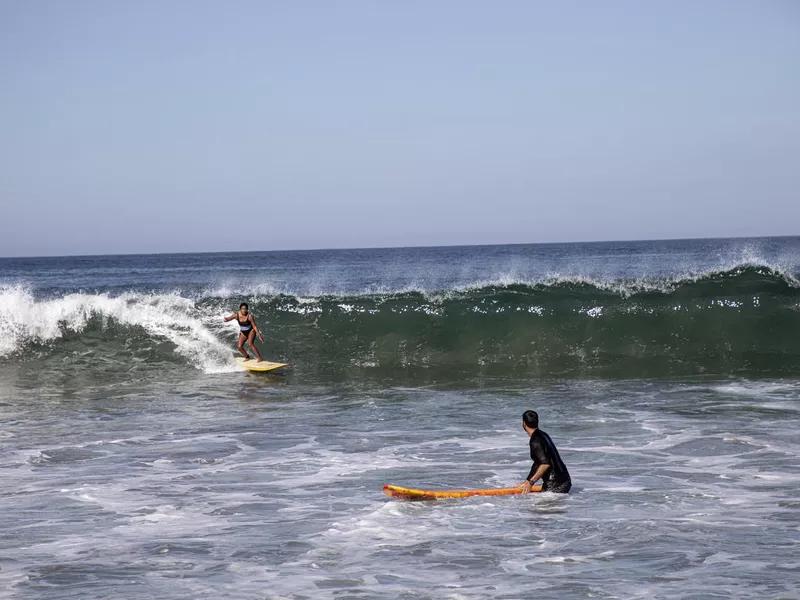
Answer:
[1, 237, 799, 599]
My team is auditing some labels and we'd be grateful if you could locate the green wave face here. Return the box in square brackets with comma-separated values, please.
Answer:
[217, 266, 800, 379]
[9, 265, 800, 380]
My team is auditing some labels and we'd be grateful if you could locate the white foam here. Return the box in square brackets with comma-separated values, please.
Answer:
[530, 550, 616, 564]
[0, 285, 237, 373]
[0, 570, 28, 599]
[710, 382, 798, 398]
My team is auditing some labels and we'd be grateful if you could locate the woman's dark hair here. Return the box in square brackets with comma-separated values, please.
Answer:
[240, 303, 248, 310]
[522, 410, 539, 429]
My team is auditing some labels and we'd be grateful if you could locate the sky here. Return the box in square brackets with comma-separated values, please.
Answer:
[1, 1, 799, 257]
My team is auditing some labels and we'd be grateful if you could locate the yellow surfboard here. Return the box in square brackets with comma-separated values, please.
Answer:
[235, 357, 290, 372]
[383, 484, 541, 500]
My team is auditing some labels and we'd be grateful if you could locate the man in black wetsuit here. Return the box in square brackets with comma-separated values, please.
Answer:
[519, 410, 571, 494]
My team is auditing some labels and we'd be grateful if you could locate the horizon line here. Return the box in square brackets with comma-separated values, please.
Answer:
[1, 233, 798, 261]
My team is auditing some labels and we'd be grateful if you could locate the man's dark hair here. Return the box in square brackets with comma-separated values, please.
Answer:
[240, 302, 248, 310]
[522, 410, 539, 429]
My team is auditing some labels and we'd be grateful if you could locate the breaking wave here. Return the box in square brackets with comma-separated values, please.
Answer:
[2, 264, 799, 379]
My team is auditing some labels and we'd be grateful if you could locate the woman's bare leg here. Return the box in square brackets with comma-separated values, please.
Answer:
[238, 333, 250, 359]
[247, 330, 263, 361]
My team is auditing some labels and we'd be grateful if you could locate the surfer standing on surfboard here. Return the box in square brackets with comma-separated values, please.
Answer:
[224, 302, 264, 362]
[519, 410, 572, 494]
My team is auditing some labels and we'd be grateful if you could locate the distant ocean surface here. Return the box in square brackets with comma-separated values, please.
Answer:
[1, 237, 799, 599]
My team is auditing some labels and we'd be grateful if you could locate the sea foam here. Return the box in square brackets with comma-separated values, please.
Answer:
[0, 285, 236, 372]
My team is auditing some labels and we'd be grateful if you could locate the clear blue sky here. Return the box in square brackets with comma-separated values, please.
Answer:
[1, 1, 798, 257]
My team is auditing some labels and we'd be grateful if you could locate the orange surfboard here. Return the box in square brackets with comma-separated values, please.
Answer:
[383, 484, 542, 500]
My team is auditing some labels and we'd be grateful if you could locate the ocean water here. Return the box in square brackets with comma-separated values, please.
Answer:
[1, 237, 799, 599]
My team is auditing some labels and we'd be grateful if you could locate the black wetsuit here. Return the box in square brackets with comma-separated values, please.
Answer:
[527, 429, 571, 493]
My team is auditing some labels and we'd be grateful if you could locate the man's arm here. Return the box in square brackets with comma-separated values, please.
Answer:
[520, 464, 550, 494]
[526, 463, 550, 485]
[520, 436, 551, 493]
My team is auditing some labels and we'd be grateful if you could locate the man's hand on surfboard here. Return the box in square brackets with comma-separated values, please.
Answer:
[518, 480, 535, 494]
